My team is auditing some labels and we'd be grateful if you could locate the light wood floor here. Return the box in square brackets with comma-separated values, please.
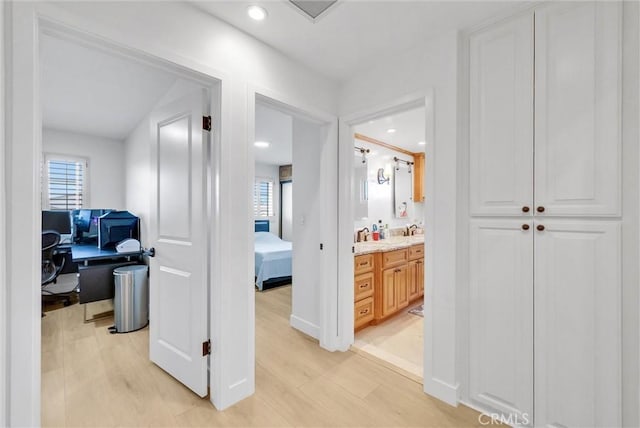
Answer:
[354, 301, 424, 380]
[42, 286, 482, 427]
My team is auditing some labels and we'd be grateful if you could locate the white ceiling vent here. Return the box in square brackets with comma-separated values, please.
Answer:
[288, 1, 339, 22]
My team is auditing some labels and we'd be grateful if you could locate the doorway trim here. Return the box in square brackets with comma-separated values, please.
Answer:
[247, 84, 340, 351]
[6, 4, 229, 424]
[337, 90, 448, 398]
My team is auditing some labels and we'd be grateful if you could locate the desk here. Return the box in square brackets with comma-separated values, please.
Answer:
[71, 244, 143, 322]
[71, 244, 143, 265]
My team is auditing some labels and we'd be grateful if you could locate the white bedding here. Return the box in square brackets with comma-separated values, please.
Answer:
[254, 232, 292, 290]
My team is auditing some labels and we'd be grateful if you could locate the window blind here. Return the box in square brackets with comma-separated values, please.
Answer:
[46, 158, 86, 210]
[254, 180, 274, 217]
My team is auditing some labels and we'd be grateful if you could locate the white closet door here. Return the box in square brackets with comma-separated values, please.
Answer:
[469, 13, 534, 216]
[534, 220, 621, 427]
[469, 219, 533, 422]
[535, 2, 621, 217]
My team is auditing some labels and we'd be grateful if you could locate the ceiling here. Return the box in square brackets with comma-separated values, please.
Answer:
[255, 102, 293, 165]
[354, 106, 425, 153]
[192, 1, 530, 82]
[41, 34, 180, 140]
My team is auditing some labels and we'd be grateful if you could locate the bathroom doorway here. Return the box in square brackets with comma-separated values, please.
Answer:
[350, 105, 426, 380]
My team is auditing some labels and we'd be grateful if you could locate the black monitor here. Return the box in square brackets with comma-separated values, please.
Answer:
[98, 211, 140, 249]
[72, 209, 113, 243]
[42, 210, 72, 234]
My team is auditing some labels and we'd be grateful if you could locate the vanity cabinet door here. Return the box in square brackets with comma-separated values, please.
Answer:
[395, 265, 409, 310]
[381, 268, 398, 317]
[408, 259, 424, 301]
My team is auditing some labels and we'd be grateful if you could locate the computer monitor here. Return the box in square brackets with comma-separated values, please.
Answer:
[75, 209, 92, 233]
[98, 211, 140, 249]
[42, 210, 72, 234]
[72, 208, 113, 243]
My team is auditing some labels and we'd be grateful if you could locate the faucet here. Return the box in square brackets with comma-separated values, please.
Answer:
[406, 224, 418, 236]
[357, 227, 370, 242]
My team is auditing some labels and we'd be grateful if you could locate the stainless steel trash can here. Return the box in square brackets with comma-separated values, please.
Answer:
[112, 265, 149, 333]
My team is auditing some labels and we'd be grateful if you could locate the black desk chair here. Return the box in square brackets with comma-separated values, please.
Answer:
[42, 230, 76, 309]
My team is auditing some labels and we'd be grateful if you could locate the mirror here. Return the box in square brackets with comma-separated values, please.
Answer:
[354, 158, 368, 220]
[394, 165, 412, 219]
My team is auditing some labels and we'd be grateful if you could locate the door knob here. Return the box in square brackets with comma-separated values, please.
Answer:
[537, 225, 545, 231]
[522, 224, 530, 231]
[522, 206, 530, 213]
[537, 206, 545, 213]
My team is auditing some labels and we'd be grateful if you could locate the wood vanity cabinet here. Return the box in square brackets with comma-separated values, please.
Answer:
[354, 254, 375, 329]
[354, 244, 424, 331]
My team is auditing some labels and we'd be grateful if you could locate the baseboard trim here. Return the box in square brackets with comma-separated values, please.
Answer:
[423, 377, 460, 406]
[289, 315, 319, 339]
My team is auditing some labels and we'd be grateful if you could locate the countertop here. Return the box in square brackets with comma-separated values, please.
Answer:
[354, 235, 424, 255]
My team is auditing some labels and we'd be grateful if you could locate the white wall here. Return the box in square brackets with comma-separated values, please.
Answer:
[0, 0, 7, 424]
[42, 128, 126, 210]
[339, 30, 460, 404]
[353, 140, 423, 231]
[5, 2, 339, 423]
[254, 162, 280, 237]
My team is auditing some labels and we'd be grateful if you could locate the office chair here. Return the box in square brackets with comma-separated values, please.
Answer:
[42, 230, 76, 309]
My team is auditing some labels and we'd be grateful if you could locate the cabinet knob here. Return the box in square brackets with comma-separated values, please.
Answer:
[537, 206, 545, 213]
[537, 224, 545, 231]
[522, 224, 530, 231]
[522, 206, 530, 213]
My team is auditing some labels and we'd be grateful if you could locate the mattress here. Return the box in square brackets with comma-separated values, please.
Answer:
[255, 232, 292, 290]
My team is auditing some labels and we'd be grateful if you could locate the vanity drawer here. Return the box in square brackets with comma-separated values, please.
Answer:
[354, 272, 374, 301]
[382, 248, 408, 269]
[409, 244, 424, 260]
[354, 296, 374, 329]
[354, 253, 374, 275]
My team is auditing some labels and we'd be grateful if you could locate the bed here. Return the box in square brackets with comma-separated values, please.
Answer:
[254, 220, 292, 290]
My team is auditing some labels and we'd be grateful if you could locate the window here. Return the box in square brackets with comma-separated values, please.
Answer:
[254, 178, 274, 217]
[43, 154, 88, 210]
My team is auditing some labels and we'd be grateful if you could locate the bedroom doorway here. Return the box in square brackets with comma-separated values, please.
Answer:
[251, 92, 338, 349]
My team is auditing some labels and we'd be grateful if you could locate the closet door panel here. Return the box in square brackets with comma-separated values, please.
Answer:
[535, 2, 621, 216]
[534, 220, 621, 427]
[469, 13, 534, 216]
[469, 220, 533, 421]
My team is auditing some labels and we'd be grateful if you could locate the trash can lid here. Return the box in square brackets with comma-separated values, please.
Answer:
[113, 265, 148, 274]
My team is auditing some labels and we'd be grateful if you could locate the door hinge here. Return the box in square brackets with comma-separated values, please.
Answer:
[202, 339, 211, 356]
[320, 243, 324, 250]
[203, 115, 212, 132]
[352, 246, 355, 254]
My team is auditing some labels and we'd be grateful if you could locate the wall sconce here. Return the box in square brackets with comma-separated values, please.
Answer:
[354, 146, 370, 164]
[377, 168, 390, 184]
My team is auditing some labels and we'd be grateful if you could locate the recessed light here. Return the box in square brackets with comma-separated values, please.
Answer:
[254, 141, 270, 148]
[387, 128, 396, 133]
[417, 141, 426, 146]
[247, 5, 268, 21]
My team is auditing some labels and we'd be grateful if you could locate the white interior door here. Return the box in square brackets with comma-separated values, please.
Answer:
[534, 2, 621, 217]
[149, 91, 208, 397]
[469, 12, 534, 216]
[290, 116, 335, 338]
[469, 219, 533, 423]
[534, 220, 621, 427]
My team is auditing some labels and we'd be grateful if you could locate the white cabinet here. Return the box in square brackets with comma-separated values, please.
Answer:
[469, 13, 534, 216]
[535, 3, 621, 217]
[534, 220, 621, 427]
[469, 220, 533, 419]
[467, 3, 623, 426]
